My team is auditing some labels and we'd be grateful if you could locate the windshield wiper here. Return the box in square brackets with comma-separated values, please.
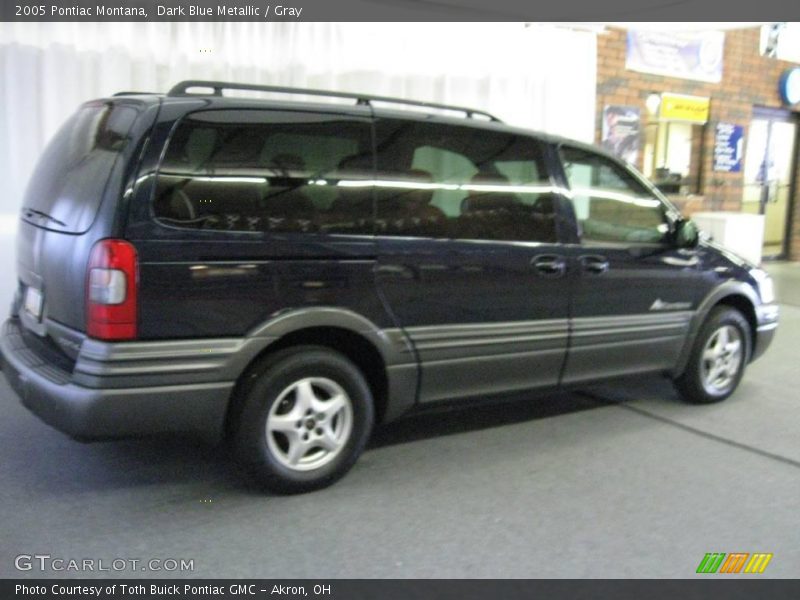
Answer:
[23, 208, 68, 228]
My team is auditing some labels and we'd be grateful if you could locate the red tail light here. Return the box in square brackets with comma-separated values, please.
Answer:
[86, 239, 138, 340]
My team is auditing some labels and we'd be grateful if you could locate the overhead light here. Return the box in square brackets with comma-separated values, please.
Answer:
[646, 93, 662, 116]
[779, 67, 800, 106]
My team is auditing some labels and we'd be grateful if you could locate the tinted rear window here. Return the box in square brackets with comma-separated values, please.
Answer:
[21, 103, 138, 233]
[153, 110, 374, 235]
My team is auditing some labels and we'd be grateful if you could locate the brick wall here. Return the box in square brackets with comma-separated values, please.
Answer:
[596, 27, 800, 258]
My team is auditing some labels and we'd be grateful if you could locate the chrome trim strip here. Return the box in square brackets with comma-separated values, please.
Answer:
[79, 338, 245, 363]
[569, 311, 692, 348]
[571, 311, 693, 331]
[568, 334, 685, 352]
[384, 312, 692, 355]
[70, 336, 276, 389]
[421, 346, 566, 366]
[412, 333, 566, 351]
[571, 323, 688, 338]
[75, 338, 247, 378]
[399, 319, 569, 354]
[406, 318, 568, 335]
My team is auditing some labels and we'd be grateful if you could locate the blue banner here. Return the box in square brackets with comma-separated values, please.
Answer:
[713, 123, 745, 173]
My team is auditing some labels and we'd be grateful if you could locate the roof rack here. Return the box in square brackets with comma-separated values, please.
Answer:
[167, 80, 502, 122]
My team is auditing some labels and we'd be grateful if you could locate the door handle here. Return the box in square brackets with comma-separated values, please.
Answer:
[580, 254, 609, 274]
[531, 254, 566, 278]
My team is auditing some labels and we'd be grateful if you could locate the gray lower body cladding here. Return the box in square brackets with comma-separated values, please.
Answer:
[0, 303, 778, 441]
[0, 315, 416, 441]
[1, 319, 237, 441]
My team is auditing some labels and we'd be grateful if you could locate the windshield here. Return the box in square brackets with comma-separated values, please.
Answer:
[21, 102, 138, 233]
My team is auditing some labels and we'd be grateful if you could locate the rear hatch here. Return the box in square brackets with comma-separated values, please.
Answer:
[14, 99, 154, 361]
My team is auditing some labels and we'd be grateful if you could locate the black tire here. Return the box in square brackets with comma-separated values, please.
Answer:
[233, 345, 374, 494]
[674, 307, 751, 404]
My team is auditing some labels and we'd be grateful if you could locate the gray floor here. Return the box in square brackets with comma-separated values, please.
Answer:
[0, 264, 798, 578]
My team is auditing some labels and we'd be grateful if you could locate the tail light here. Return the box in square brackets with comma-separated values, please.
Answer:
[86, 239, 138, 340]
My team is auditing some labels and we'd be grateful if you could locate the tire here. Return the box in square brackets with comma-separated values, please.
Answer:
[674, 306, 751, 404]
[233, 346, 374, 494]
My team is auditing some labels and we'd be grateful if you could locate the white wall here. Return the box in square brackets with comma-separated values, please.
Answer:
[0, 222, 15, 315]
[0, 22, 597, 309]
[760, 22, 800, 62]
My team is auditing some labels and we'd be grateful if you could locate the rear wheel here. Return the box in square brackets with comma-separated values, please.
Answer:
[234, 346, 374, 493]
[674, 307, 751, 404]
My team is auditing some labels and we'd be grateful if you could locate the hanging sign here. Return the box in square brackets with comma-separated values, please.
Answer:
[601, 105, 641, 164]
[713, 123, 744, 173]
[626, 29, 724, 83]
[659, 93, 710, 123]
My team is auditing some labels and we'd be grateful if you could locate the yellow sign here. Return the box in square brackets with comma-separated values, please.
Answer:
[660, 93, 710, 123]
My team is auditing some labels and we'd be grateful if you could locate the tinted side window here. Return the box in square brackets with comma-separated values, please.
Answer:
[373, 119, 557, 242]
[154, 111, 374, 234]
[560, 146, 669, 245]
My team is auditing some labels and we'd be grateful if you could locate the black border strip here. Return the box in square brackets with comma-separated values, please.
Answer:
[4, 579, 800, 600]
[3, 0, 800, 21]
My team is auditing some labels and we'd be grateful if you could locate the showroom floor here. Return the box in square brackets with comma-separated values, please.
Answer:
[0, 263, 798, 578]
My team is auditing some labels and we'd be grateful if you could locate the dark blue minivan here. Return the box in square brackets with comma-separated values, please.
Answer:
[0, 81, 779, 493]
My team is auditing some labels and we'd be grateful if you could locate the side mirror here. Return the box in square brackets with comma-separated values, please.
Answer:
[674, 218, 700, 249]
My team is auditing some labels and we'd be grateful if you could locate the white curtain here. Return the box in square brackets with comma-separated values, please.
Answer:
[0, 22, 596, 224]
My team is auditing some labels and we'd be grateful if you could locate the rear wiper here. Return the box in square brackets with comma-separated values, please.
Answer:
[23, 208, 67, 227]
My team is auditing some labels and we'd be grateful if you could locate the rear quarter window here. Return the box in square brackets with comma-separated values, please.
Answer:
[153, 110, 374, 235]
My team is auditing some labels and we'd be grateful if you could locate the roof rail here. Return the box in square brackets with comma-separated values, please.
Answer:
[112, 91, 160, 96]
[167, 80, 502, 122]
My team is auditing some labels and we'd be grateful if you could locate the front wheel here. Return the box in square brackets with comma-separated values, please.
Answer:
[674, 307, 751, 404]
[233, 346, 374, 494]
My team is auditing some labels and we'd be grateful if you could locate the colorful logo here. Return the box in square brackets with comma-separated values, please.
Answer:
[696, 553, 773, 574]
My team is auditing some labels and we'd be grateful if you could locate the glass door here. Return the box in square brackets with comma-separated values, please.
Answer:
[742, 109, 798, 258]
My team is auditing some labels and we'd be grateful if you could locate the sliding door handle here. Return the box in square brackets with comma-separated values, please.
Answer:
[531, 254, 566, 278]
[580, 254, 609, 274]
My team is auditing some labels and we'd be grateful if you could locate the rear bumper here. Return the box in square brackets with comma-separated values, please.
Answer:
[1, 319, 235, 442]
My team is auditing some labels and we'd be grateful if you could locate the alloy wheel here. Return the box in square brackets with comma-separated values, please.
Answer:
[265, 377, 353, 472]
[700, 324, 743, 395]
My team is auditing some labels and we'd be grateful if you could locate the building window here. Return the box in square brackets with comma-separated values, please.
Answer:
[643, 121, 705, 196]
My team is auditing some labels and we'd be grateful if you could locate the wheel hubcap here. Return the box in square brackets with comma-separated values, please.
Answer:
[266, 377, 353, 472]
[701, 325, 743, 395]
